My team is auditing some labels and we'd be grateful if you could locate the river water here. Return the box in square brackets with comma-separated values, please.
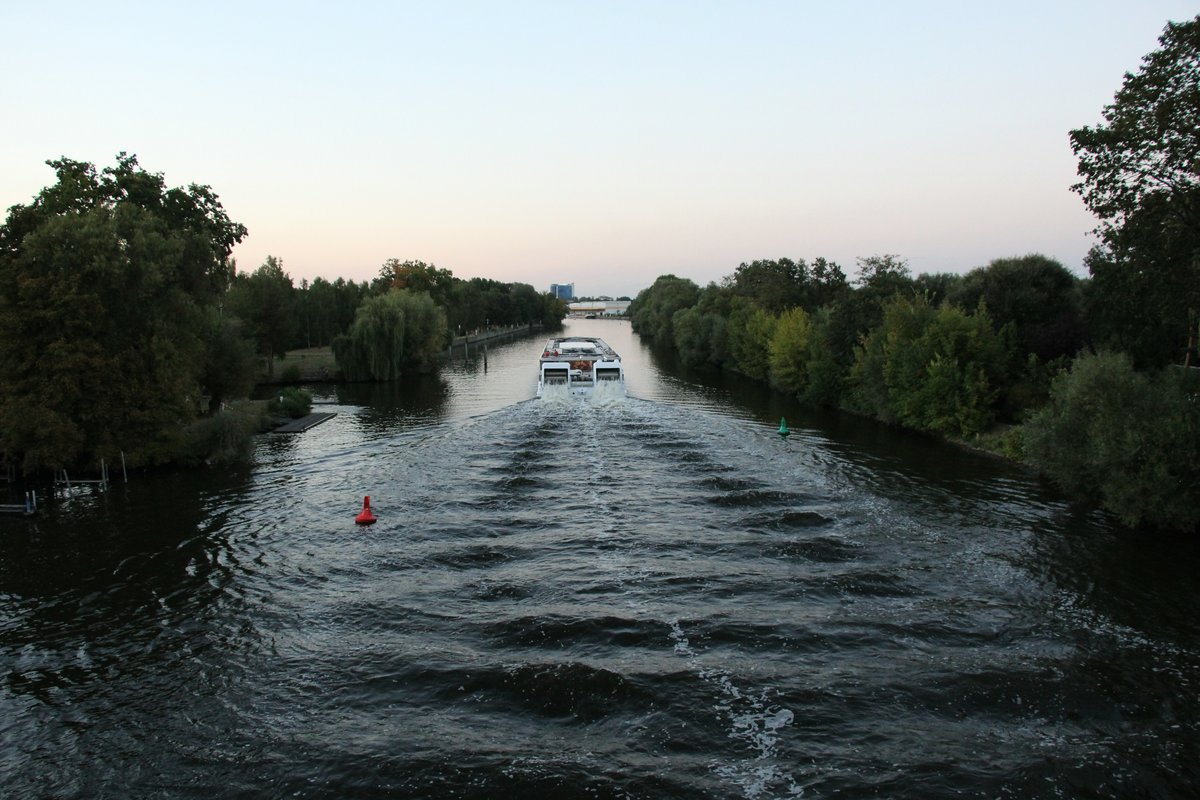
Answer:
[2, 319, 1198, 799]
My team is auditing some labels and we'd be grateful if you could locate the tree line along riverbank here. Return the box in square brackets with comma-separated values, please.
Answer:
[0, 154, 567, 477]
[0, 16, 1195, 533]
[628, 19, 1200, 534]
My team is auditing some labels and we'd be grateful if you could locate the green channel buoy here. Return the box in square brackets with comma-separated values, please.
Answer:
[778, 417, 790, 438]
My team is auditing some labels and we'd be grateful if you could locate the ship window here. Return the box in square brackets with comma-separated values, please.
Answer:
[596, 368, 621, 381]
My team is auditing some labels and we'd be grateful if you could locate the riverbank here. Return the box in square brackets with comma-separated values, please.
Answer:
[257, 324, 545, 384]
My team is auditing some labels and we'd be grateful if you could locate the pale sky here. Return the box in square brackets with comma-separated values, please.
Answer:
[2, 2, 1194, 298]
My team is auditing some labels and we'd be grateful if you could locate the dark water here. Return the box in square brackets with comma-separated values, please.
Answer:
[2, 319, 1198, 799]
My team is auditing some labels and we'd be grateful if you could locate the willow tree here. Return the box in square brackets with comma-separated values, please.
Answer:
[332, 290, 447, 381]
[0, 154, 247, 471]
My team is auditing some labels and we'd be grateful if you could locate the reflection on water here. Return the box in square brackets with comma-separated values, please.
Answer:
[335, 375, 452, 431]
[1, 318, 1198, 799]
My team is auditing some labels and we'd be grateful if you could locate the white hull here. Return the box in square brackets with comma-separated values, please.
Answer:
[536, 336, 625, 398]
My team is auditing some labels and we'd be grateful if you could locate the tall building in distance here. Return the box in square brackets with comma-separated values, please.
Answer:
[550, 283, 574, 301]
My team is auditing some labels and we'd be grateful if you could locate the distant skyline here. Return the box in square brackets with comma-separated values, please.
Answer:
[2, 2, 1195, 299]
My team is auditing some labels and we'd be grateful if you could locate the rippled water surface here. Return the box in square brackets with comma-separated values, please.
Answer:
[2, 320, 1198, 798]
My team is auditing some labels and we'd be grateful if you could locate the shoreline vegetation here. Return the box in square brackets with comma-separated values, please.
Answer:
[256, 325, 538, 385]
[630, 249, 1199, 534]
[0, 17, 1195, 534]
[628, 261, 1199, 534]
[621, 18, 1200, 535]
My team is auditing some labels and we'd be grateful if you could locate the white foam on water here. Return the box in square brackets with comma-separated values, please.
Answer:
[667, 619, 802, 798]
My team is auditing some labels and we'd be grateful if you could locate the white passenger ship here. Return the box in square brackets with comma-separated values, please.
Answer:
[536, 336, 625, 397]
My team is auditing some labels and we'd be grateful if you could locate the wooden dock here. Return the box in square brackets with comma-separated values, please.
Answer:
[273, 412, 337, 433]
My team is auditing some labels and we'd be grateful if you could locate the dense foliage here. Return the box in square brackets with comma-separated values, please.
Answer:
[268, 387, 313, 419]
[227, 255, 296, 377]
[4, 18, 1191, 530]
[632, 254, 1025, 440]
[1023, 353, 1200, 530]
[332, 290, 448, 381]
[624, 17, 1200, 533]
[946, 254, 1084, 363]
[627, 242, 1187, 532]
[1070, 15, 1200, 367]
[0, 154, 247, 471]
[629, 274, 700, 347]
[850, 296, 1012, 438]
[376, 259, 567, 334]
[0, 154, 569, 471]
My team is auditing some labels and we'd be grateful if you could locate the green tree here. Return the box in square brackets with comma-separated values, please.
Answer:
[724, 258, 805, 313]
[801, 307, 847, 408]
[1069, 15, 1200, 366]
[947, 254, 1086, 363]
[723, 257, 849, 313]
[332, 277, 369, 335]
[807, 257, 852, 310]
[332, 290, 447, 381]
[199, 310, 257, 413]
[804, 255, 918, 405]
[1023, 352, 1200, 531]
[726, 298, 777, 381]
[913, 271, 962, 308]
[376, 259, 455, 307]
[673, 306, 728, 369]
[671, 284, 731, 369]
[0, 154, 246, 471]
[850, 295, 1012, 437]
[227, 255, 295, 377]
[295, 276, 352, 348]
[854, 254, 914, 297]
[768, 306, 813, 394]
[630, 275, 700, 347]
[1083, 196, 1197, 366]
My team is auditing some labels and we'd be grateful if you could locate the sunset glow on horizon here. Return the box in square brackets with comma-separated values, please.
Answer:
[3, 1, 1195, 298]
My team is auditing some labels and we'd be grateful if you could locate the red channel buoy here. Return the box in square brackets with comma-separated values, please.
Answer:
[355, 495, 377, 525]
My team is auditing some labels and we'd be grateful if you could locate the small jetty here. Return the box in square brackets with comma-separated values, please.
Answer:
[0, 490, 37, 516]
[273, 412, 337, 433]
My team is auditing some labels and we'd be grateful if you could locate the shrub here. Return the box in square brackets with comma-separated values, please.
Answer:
[176, 406, 263, 467]
[268, 387, 312, 419]
[1022, 352, 1200, 532]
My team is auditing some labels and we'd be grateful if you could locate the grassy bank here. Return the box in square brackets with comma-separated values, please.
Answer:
[260, 347, 338, 383]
